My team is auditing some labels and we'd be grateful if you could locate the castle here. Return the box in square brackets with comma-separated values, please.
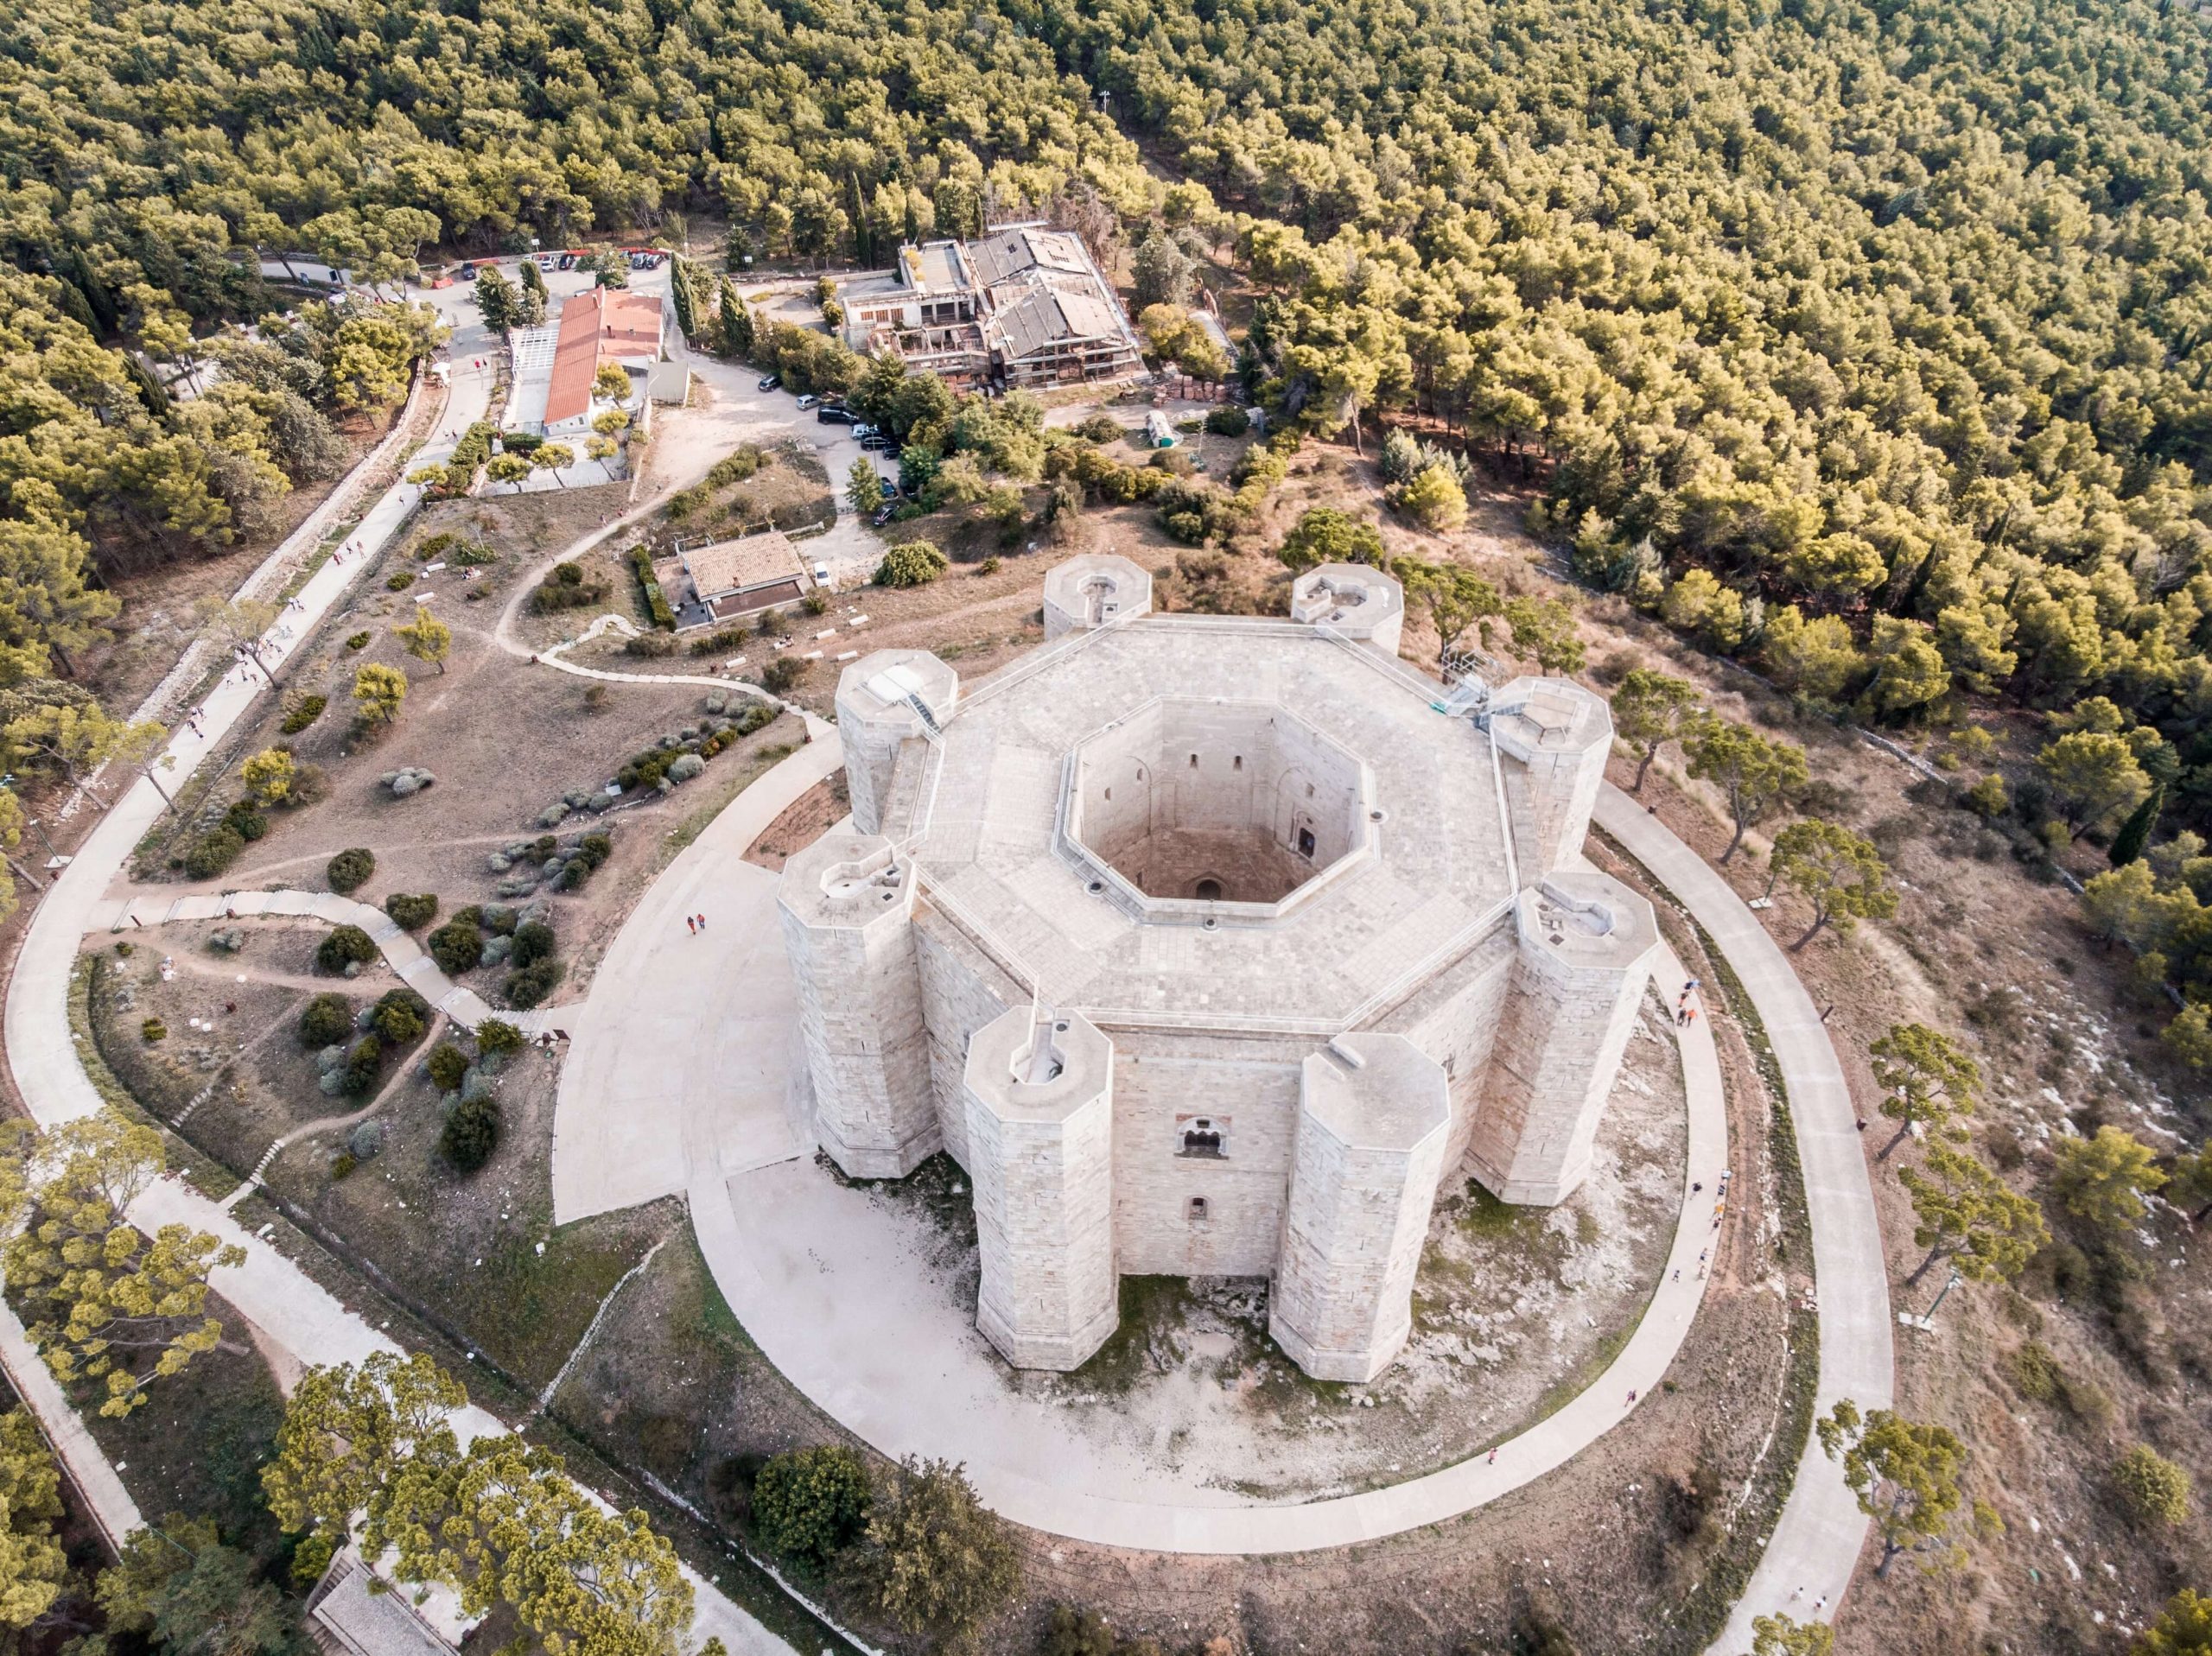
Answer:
[775, 555, 1659, 1382]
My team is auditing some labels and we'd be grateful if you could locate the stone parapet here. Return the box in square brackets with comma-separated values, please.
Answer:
[1289, 562, 1406, 657]
[963, 1006, 1119, 1370]
[1270, 1032, 1451, 1382]
[1043, 554, 1153, 639]
[776, 832, 938, 1177]
[1467, 871, 1659, 1204]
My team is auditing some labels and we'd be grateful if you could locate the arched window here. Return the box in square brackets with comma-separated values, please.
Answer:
[1188, 1196, 1209, 1222]
[1193, 877, 1223, 902]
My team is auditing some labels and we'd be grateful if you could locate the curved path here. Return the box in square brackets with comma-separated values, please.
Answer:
[1595, 792, 1893, 1651]
[549, 740, 1741, 1554]
[549, 757, 1887, 1634]
[0, 321, 798, 1655]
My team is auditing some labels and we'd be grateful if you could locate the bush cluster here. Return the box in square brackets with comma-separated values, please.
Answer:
[752, 1446, 871, 1570]
[372, 987, 429, 1044]
[428, 917, 482, 974]
[383, 891, 439, 930]
[278, 693, 327, 734]
[630, 543, 677, 629]
[875, 541, 948, 587]
[613, 710, 767, 794]
[415, 530, 496, 567]
[687, 623, 751, 657]
[442, 1093, 500, 1171]
[327, 847, 375, 893]
[553, 833, 613, 891]
[435, 422, 498, 492]
[503, 958, 563, 1009]
[1204, 405, 1250, 436]
[298, 993, 353, 1047]
[426, 1042, 470, 1092]
[181, 823, 245, 879]
[345, 631, 372, 650]
[316, 923, 378, 973]
[225, 800, 268, 841]
[532, 562, 610, 613]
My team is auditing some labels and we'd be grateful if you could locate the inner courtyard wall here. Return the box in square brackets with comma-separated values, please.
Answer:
[1074, 701, 1365, 901]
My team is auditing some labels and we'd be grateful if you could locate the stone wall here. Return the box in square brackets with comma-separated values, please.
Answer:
[912, 910, 1025, 1174]
[1106, 1031, 1308, 1277]
[777, 834, 939, 1177]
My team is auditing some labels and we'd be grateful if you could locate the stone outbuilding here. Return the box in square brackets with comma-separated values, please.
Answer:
[776, 555, 1657, 1382]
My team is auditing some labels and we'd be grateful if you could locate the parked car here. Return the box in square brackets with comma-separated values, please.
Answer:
[533, 254, 556, 270]
[757, 374, 781, 391]
[861, 433, 892, 451]
[456, 262, 479, 279]
[556, 252, 576, 270]
[795, 393, 818, 410]
[849, 422, 876, 438]
[814, 562, 832, 585]
[872, 505, 896, 527]
[817, 406, 855, 425]
[880, 479, 898, 498]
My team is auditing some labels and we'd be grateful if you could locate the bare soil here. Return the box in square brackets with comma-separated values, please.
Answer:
[122, 488, 809, 1013]
[742, 771, 849, 871]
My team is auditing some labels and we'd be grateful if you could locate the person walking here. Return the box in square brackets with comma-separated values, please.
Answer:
[685, 916, 696, 935]
[696, 912, 707, 931]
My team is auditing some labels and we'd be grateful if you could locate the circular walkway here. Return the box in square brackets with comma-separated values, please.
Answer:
[550, 739, 1738, 1553]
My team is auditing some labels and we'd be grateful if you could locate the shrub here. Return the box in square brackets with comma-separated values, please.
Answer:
[1076, 415, 1123, 444]
[225, 803, 268, 841]
[576, 832, 612, 868]
[384, 891, 438, 930]
[242, 747, 296, 806]
[340, 1033, 382, 1096]
[327, 847, 376, 893]
[532, 562, 610, 612]
[317, 924, 378, 973]
[329, 1152, 357, 1180]
[426, 1043, 470, 1093]
[801, 590, 830, 616]
[347, 1120, 385, 1161]
[2116, 1444, 2192, 1526]
[427, 920, 483, 974]
[279, 694, 327, 734]
[476, 1018, 524, 1057]
[372, 989, 427, 1044]
[630, 543, 677, 628]
[752, 1446, 871, 1569]
[503, 958, 563, 1008]
[624, 631, 678, 657]
[875, 541, 948, 587]
[1278, 505, 1386, 572]
[385, 572, 414, 592]
[510, 921, 556, 968]
[183, 825, 245, 879]
[761, 657, 804, 695]
[141, 1018, 167, 1044]
[346, 631, 372, 650]
[442, 1094, 500, 1171]
[1205, 405, 1250, 436]
[299, 993, 353, 1048]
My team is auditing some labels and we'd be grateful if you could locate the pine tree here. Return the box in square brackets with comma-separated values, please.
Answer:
[2109, 782, 2163, 866]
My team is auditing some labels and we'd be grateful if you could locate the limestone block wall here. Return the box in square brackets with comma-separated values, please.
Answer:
[1269, 1034, 1452, 1382]
[964, 1008, 1120, 1370]
[776, 834, 939, 1178]
[1105, 1032, 1306, 1277]
[1071, 700, 1368, 899]
[1379, 924, 1518, 1184]
[912, 911, 1025, 1172]
[1466, 872, 1659, 1204]
[1486, 678, 1611, 879]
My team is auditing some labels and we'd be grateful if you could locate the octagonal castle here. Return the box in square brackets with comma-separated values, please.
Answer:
[776, 554, 1658, 1382]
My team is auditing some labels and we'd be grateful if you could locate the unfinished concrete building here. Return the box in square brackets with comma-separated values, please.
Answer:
[837, 225, 1145, 390]
[776, 556, 1658, 1383]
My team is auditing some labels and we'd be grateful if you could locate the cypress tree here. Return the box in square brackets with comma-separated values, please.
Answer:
[2108, 782, 2162, 866]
